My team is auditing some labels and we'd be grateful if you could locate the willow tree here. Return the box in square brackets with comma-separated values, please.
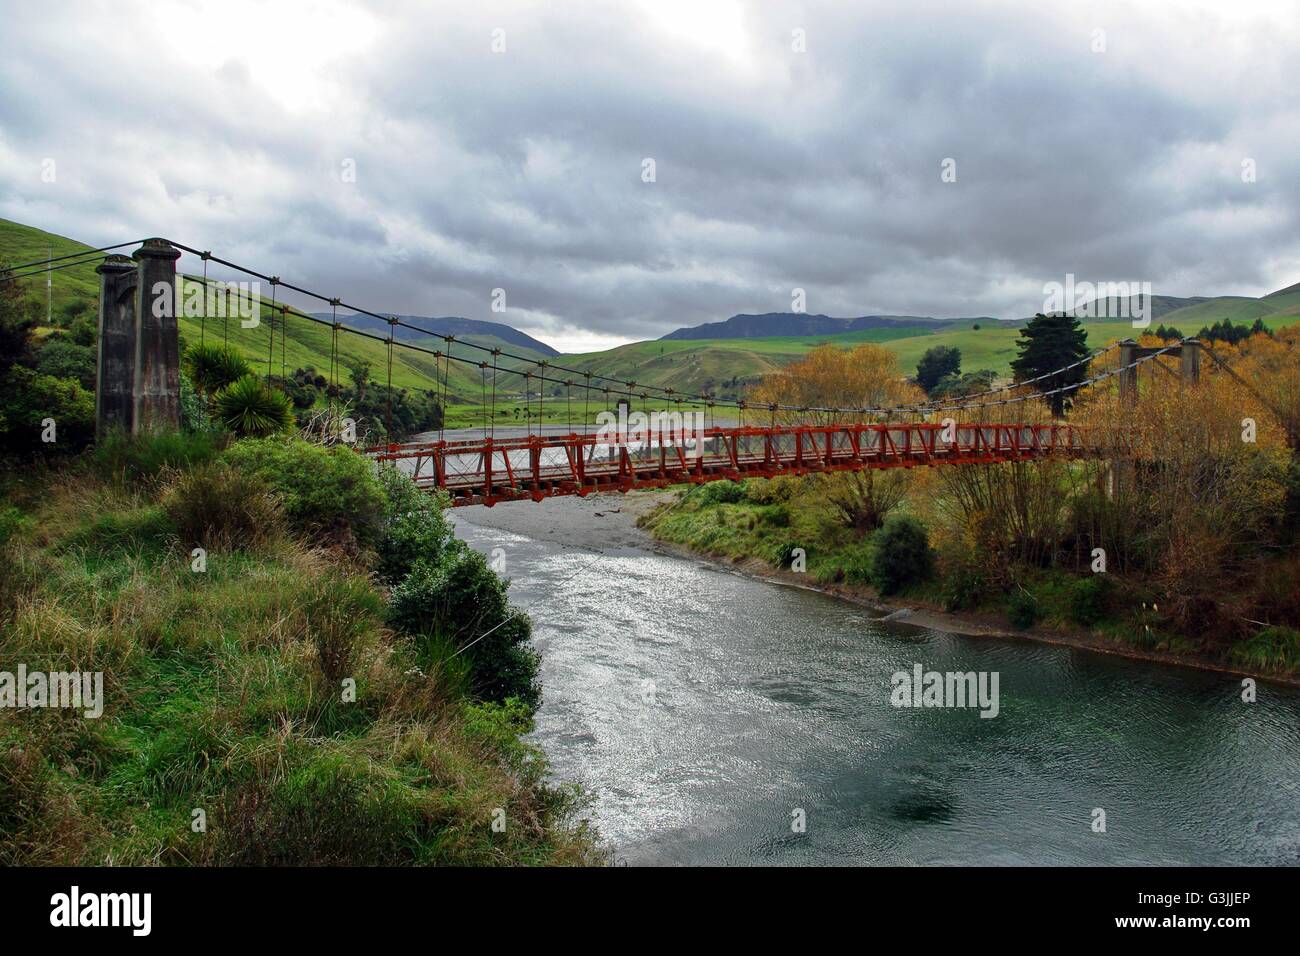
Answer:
[750, 344, 924, 530]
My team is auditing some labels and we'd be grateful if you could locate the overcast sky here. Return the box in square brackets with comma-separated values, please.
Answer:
[2, 0, 1298, 351]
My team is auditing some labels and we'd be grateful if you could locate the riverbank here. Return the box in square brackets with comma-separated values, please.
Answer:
[454, 487, 1300, 688]
[641, 485, 1300, 687]
[0, 436, 602, 865]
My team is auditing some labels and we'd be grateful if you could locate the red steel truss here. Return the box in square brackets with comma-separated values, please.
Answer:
[368, 422, 1085, 507]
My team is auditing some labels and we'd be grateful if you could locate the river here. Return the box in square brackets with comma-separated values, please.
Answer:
[448, 491, 1300, 866]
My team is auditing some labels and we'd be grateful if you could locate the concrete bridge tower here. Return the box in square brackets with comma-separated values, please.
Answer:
[94, 239, 183, 436]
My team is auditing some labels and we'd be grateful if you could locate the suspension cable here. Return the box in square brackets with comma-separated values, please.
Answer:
[0, 254, 107, 284]
[1, 240, 147, 274]
[328, 299, 340, 425]
[490, 349, 499, 439]
[162, 241, 1165, 420]
[439, 338, 452, 442]
[583, 371, 592, 434]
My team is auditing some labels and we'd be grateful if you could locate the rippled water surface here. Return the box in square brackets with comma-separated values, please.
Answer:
[451, 500, 1300, 866]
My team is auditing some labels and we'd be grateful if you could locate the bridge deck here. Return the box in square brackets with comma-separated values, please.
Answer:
[369, 422, 1084, 507]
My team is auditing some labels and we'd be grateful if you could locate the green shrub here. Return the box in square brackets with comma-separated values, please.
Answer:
[761, 503, 792, 528]
[745, 477, 799, 504]
[179, 370, 209, 433]
[1228, 626, 1300, 675]
[34, 338, 96, 391]
[92, 429, 222, 484]
[0, 365, 94, 454]
[160, 461, 283, 551]
[940, 555, 987, 612]
[388, 542, 540, 711]
[1008, 588, 1040, 629]
[693, 480, 746, 506]
[374, 464, 453, 584]
[1068, 575, 1113, 627]
[222, 438, 387, 548]
[870, 515, 932, 596]
[215, 375, 295, 438]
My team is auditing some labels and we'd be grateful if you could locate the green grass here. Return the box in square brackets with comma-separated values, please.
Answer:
[640, 478, 881, 587]
[1228, 626, 1300, 675]
[0, 446, 601, 866]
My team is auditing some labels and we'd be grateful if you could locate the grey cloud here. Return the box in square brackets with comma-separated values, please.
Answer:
[1, 0, 1297, 349]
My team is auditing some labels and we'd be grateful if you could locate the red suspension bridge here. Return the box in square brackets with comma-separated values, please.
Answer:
[6, 237, 1240, 507]
[371, 422, 1087, 507]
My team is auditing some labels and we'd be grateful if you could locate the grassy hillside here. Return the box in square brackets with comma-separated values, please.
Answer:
[1149, 296, 1277, 332]
[0, 218, 103, 314]
[6, 216, 1300, 427]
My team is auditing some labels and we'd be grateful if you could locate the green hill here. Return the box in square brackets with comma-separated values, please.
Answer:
[0, 218, 104, 314]
[0, 220, 530, 426]
[1148, 296, 1277, 333]
[6, 216, 1300, 426]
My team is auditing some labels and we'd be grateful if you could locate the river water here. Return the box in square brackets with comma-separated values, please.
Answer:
[448, 493, 1300, 867]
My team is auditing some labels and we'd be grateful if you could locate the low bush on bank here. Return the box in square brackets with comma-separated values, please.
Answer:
[744, 477, 800, 505]
[1007, 587, 1041, 629]
[221, 438, 387, 549]
[771, 540, 803, 569]
[1067, 575, 1114, 628]
[161, 462, 283, 552]
[1229, 626, 1300, 675]
[374, 463, 454, 584]
[691, 479, 746, 506]
[870, 515, 932, 596]
[388, 543, 541, 712]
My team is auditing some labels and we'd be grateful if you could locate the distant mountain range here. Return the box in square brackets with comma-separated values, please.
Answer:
[658, 287, 1300, 343]
[661, 313, 993, 340]
[309, 313, 561, 357]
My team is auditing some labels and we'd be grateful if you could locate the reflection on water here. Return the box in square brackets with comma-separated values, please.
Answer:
[450, 509, 1300, 867]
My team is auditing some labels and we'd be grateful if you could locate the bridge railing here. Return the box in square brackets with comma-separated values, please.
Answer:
[368, 422, 1084, 506]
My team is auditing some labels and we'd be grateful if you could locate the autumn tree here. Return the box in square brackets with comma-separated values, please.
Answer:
[750, 343, 922, 426]
[751, 344, 923, 529]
